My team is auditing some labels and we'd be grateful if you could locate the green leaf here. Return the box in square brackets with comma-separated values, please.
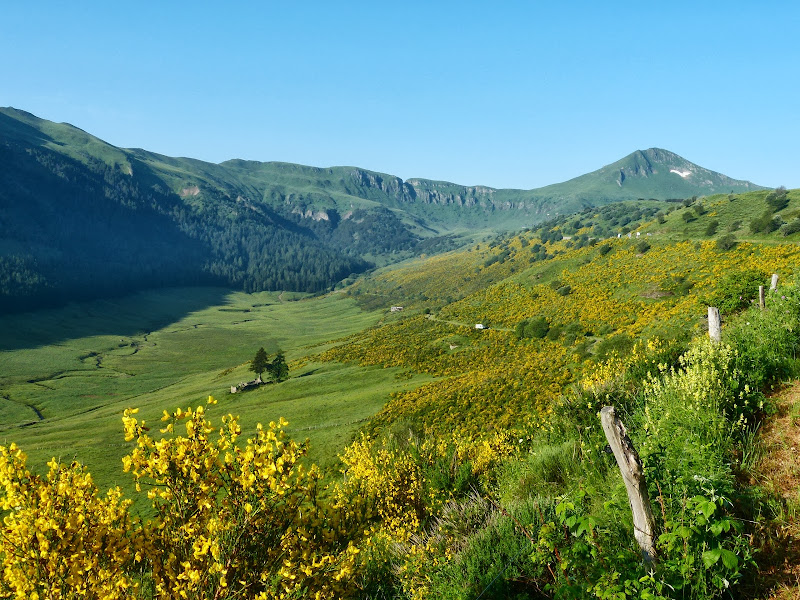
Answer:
[720, 548, 739, 570]
[576, 516, 598, 536]
[697, 499, 716, 519]
[703, 548, 721, 568]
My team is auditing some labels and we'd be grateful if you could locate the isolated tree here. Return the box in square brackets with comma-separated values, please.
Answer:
[250, 347, 269, 381]
[716, 233, 737, 251]
[267, 350, 289, 383]
[766, 186, 790, 212]
[705, 220, 719, 236]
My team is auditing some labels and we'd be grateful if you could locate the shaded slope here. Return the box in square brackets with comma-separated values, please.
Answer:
[0, 107, 767, 311]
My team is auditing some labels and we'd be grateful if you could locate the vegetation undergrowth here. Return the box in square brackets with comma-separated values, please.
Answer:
[2, 276, 799, 598]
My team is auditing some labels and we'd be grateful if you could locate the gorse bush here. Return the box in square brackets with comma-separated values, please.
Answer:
[1, 399, 365, 600]
[3, 268, 800, 597]
[121, 401, 364, 599]
[0, 448, 138, 599]
[515, 316, 549, 339]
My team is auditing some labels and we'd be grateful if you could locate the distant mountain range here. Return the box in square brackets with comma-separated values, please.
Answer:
[0, 107, 765, 311]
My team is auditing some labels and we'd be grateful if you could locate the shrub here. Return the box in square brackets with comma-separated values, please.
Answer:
[594, 333, 634, 361]
[716, 233, 737, 251]
[661, 274, 694, 295]
[516, 316, 550, 339]
[781, 218, 800, 236]
[636, 240, 651, 254]
[0, 447, 138, 598]
[727, 220, 742, 232]
[705, 268, 767, 314]
[766, 186, 789, 212]
[750, 210, 782, 234]
[705, 219, 720, 236]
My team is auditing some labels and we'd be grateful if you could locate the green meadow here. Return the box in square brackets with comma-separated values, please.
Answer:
[0, 287, 433, 499]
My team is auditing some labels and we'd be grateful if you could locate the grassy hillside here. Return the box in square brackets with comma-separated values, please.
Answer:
[0, 289, 438, 504]
[0, 107, 766, 313]
[2, 186, 800, 598]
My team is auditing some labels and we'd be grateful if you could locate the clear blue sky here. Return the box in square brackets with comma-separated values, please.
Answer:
[3, 1, 799, 189]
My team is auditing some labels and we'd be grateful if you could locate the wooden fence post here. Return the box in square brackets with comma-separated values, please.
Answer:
[771, 273, 779, 291]
[759, 286, 766, 310]
[708, 307, 721, 342]
[600, 406, 657, 562]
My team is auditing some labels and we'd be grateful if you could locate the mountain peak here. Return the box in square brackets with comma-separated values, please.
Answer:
[599, 148, 763, 193]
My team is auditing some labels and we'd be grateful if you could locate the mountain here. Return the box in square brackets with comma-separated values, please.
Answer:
[529, 148, 762, 208]
[0, 107, 765, 311]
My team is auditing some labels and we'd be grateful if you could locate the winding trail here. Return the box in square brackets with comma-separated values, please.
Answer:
[424, 313, 513, 333]
[754, 381, 800, 598]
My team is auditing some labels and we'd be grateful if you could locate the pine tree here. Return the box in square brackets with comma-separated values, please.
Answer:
[250, 347, 269, 381]
[267, 350, 289, 383]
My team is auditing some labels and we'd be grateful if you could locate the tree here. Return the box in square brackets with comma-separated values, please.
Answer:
[515, 316, 549, 339]
[716, 234, 737, 251]
[766, 186, 789, 212]
[267, 351, 289, 383]
[250, 347, 269, 381]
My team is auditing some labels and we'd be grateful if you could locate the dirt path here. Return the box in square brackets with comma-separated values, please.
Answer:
[754, 382, 800, 598]
[425, 313, 513, 332]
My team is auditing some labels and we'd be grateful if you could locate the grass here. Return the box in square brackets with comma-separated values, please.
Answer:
[0, 287, 434, 502]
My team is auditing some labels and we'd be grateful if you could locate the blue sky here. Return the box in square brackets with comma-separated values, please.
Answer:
[3, 2, 799, 189]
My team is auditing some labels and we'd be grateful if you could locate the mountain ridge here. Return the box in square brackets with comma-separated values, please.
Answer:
[0, 107, 765, 208]
[0, 106, 767, 311]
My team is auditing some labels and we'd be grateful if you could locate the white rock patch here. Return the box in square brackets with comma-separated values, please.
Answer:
[670, 169, 692, 179]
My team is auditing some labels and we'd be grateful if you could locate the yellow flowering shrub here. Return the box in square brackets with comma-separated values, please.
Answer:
[580, 337, 678, 391]
[336, 435, 445, 541]
[122, 399, 363, 599]
[0, 444, 139, 599]
[334, 426, 518, 544]
[1, 399, 372, 600]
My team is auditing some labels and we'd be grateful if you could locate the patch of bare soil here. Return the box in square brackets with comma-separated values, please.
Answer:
[180, 185, 200, 197]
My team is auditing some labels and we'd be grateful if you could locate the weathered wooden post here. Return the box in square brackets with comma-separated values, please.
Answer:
[771, 273, 779, 291]
[708, 307, 721, 342]
[759, 286, 766, 310]
[600, 406, 657, 562]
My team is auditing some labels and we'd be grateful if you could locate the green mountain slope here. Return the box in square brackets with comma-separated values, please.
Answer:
[529, 148, 763, 208]
[0, 107, 766, 311]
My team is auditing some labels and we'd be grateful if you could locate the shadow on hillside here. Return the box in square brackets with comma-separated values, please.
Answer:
[0, 287, 233, 351]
